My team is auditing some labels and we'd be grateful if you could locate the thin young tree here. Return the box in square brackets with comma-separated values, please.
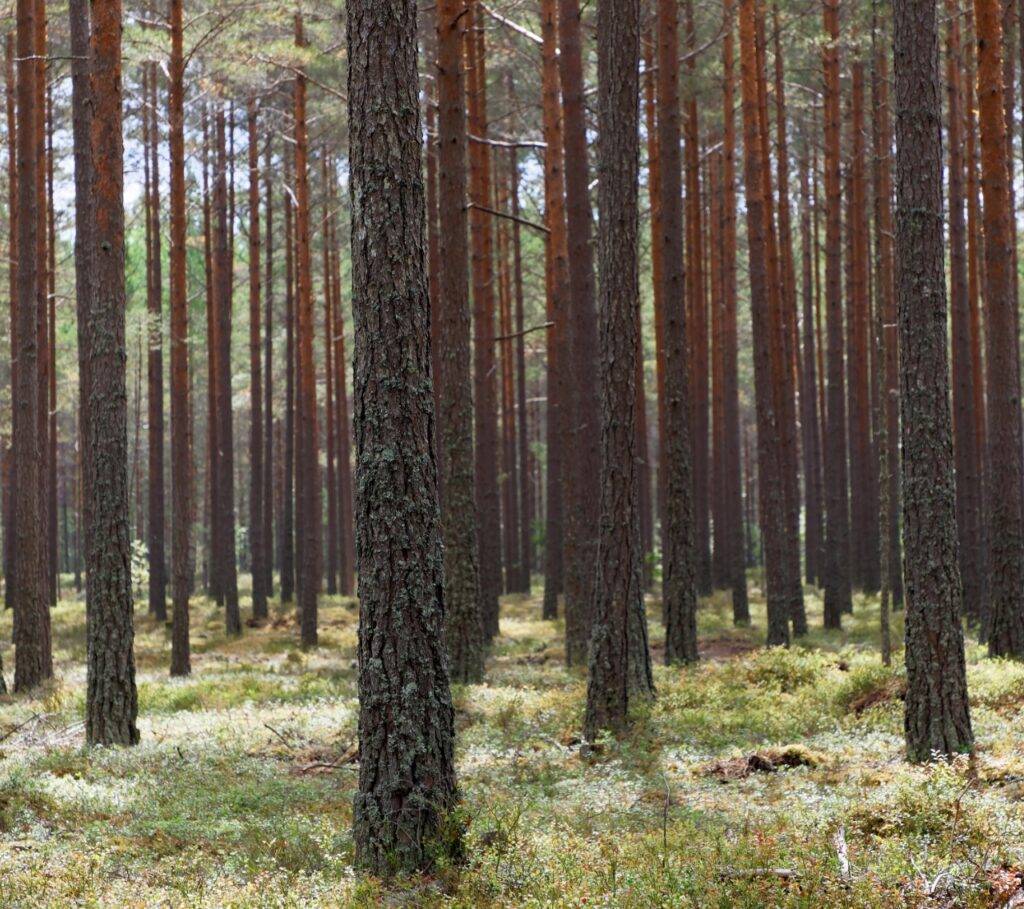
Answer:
[893, 0, 973, 760]
[263, 137, 274, 598]
[435, 0, 484, 682]
[248, 98, 267, 622]
[540, 0, 567, 620]
[348, 0, 458, 873]
[280, 137, 296, 603]
[84, 0, 138, 745]
[585, 0, 653, 737]
[213, 104, 241, 634]
[146, 63, 167, 621]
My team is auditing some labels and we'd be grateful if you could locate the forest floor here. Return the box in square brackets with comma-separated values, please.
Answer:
[1, 577, 1023, 907]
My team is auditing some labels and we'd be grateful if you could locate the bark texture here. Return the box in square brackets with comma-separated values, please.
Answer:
[893, 0, 973, 760]
[168, 0, 191, 676]
[975, 0, 1024, 655]
[434, 0, 484, 682]
[85, 0, 139, 745]
[347, 0, 458, 873]
[658, 0, 699, 664]
[585, 0, 652, 738]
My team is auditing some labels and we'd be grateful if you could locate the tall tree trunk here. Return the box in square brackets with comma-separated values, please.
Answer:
[643, 25, 667, 544]
[658, 0, 699, 663]
[328, 172, 355, 598]
[45, 81, 56, 607]
[511, 148, 532, 594]
[872, 33, 904, 611]
[965, 0, 987, 623]
[280, 136, 296, 603]
[34, 0, 51, 611]
[585, 0, 652, 737]
[294, 15, 320, 649]
[321, 154, 338, 598]
[146, 62, 167, 621]
[466, 0, 502, 641]
[213, 105, 241, 634]
[263, 134, 274, 598]
[202, 104, 219, 603]
[435, 0, 484, 680]
[4, 31, 16, 622]
[721, 0, 749, 624]
[893, 0, 973, 760]
[558, 0, 601, 665]
[847, 60, 878, 595]
[947, 0, 984, 624]
[168, 0, 191, 676]
[821, 0, 852, 625]
[12, 0, 50, 692]
[799, 149, 824, 590]
[684, 0, 711, 598]
[765, 3, 806, 633]
[976, 0, 1024, 655]
[540, 0, 567, 620]
[85, 0, 139, 745]
[248, 98, 267, 621]
[739, 0, 791, 648]
[347, 0, 458, 873]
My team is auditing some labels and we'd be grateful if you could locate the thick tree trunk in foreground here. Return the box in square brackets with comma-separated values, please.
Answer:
[975, 0, 1024, 655]
[585, 0, 652, 738]
[85, 0, 138, 745]
[657, 0, 698, 664]
[435, 0, 484, 682]
[893, 0, 973, 760]
[168, 0, 191, 676]
[348, 0, 458, 873]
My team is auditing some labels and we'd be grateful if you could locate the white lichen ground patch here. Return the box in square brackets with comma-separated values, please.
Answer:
[0, 579, 1021, 907]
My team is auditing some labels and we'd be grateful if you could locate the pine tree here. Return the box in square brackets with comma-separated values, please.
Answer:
[975, 0, 1024, 655]
[348, 0, 458, 873]
[585, 0, 653, 737]
[821, 0, 853, 625]
[893, 0, 973, 761]
[293, 15, 320, 649]
[84, 0, 138, 745]
[167, 0, 191, 677]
